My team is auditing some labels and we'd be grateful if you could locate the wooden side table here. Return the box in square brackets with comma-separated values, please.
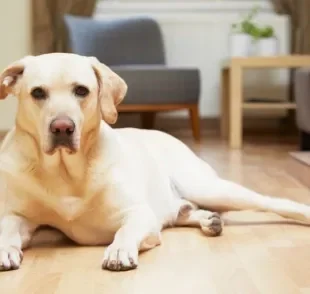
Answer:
[221, 55, 310, 149]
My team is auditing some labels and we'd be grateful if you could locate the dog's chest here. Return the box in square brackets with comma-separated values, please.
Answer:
[37, 192, 123, 245]
[10, 153, 125, 245]
[54, 211, 120, 245]
[24, 173, 122, 245]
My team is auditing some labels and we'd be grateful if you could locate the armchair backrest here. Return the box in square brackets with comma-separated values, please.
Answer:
[64, 15, 166, 66]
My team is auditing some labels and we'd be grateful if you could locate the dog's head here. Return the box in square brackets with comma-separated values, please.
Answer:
[0, 53, 127, 155]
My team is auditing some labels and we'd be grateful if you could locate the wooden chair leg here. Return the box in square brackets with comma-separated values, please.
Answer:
[189, 105, 201, 142]
[221, 68, 229, 139]
[141, 112, 156, 129]
[229, 64, 243, 149]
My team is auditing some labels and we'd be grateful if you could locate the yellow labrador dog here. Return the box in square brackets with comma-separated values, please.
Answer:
[0, 53, 309, 272]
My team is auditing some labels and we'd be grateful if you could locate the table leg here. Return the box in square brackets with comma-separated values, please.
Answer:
[220, 68, 229, 139]
[229, 64, 243, 149]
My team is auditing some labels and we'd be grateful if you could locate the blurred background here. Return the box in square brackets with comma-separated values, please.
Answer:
[0, 0, 308, 149]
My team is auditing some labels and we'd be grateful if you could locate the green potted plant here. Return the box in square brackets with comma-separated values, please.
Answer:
[230, 6, 278, 57]
[229, 6, 259, 57]
[255, 25, 278, 56]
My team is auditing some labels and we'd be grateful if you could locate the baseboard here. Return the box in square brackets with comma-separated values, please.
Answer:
[115, 113, 298, 133]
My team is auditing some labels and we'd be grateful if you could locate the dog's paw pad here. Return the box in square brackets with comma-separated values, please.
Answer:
[0, 246, 23, 271]
[101, 245, 138, 272]
[200, 212, 223, 237]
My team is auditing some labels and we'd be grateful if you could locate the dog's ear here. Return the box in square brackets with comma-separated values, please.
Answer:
[0, 56, 33, 100]
[89, 57, 127, 124]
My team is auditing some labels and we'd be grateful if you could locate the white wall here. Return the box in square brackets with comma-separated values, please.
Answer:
[0, 0, 31, 131]
[96, 1, 290, 118]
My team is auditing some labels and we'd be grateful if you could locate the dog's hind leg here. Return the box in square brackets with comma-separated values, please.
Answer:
[182, 176, 310, 223]
[174, 200, 223, 236]
[172, 156, 310, 223]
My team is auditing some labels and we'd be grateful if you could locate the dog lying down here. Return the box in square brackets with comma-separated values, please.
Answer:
[0, 53, 309, 272]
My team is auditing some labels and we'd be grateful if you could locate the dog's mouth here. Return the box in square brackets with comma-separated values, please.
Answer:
[47, 143, 77, 155]
[45, 135, 80, 155]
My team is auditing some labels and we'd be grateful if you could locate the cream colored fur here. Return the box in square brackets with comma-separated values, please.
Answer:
[0, 53, 310, 272]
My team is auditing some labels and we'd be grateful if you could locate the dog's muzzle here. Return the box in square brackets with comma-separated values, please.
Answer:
[49, 116, 76, 153]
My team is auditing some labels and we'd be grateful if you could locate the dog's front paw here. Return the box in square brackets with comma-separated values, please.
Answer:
[102, 244, 138, 271]
[200, 212, 223, 237]
[0, 246, 23, 271]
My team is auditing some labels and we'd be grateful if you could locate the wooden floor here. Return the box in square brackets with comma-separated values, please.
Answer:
[1, 123, 310, 294]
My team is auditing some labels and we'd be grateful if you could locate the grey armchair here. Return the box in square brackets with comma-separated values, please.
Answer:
[64, 15, 201, 140]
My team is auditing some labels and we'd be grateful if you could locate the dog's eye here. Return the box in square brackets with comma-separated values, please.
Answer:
[31, 87, 47, 100]
[74, 86, 89, 98]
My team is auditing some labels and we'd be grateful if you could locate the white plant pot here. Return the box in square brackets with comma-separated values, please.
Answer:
[229, 33, 251, 57]
[255, 37, 278, 56]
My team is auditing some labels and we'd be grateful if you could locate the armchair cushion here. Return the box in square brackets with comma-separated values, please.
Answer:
[112, 65, 200, 104]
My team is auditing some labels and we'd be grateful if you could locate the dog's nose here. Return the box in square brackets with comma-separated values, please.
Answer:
[50, 117, 75, 136]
